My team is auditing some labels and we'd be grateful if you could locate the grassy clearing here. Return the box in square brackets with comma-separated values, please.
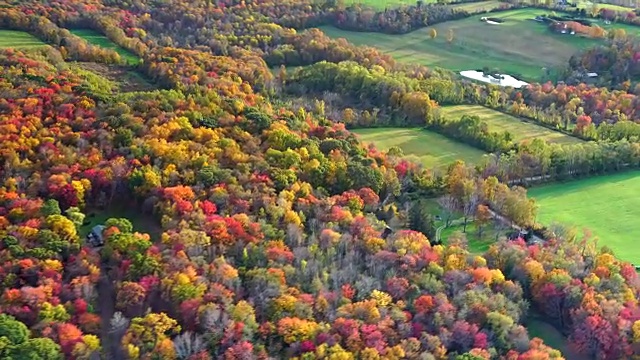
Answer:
[575, 0, 635, 12]
[451, 0, 504, 11]
[0, 30, 47, 49]
[352, 127, 487, 168]
[344, 0, 503, 10]
[70, 29, 140, 65]
[529, 171, 640, 264]
[526, 312, 589, 360]
[344, 0, 413, 8]
[319, 8, 598, 80]
[440, 222, 506, 253]
[440, 105, 582, 145]
[81, 206, 162, 240]
[73, 62, 155, 92]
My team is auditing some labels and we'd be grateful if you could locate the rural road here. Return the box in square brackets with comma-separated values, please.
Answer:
[435, 217, 465, 242]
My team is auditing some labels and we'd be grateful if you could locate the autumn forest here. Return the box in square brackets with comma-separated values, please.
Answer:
[1, 0, 640, 359]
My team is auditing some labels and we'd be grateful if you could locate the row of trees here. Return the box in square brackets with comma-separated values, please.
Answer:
[331, 3, 475, 34]
[0, 10, 124, 65]
[288, 60, 640, 178]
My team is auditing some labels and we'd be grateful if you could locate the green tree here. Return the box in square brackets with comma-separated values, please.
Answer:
[105, 218, 134, 233]
[41, 199, 62, 217]
[65, 207, 85, 228]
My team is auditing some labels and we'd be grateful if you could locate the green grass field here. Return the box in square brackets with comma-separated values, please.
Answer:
[0, 30, 47, 49]
[344, 0, 414, 8]
[319, 8, 599, 80]
[441, 222, 506, 253]
[70, 29, 140, 65]
[440, 105, 582, 145]
[344, 0, 503, 10]
[529, 171, 640, 263]
[352, 127, 487, 168]
[451, 0, 504, 11]
[575, 0, 635, 12]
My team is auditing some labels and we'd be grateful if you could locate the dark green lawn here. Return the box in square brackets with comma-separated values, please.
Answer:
[81, 206, 161, 239]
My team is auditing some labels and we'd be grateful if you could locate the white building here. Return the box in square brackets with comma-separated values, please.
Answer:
[459, 70, 530, 89]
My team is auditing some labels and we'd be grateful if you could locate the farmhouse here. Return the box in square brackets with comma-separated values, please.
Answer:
[86, 224, 106, 247]
[459, 70, 529, 88]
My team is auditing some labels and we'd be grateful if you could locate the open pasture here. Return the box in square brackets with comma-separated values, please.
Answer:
[344, 0, 503, 10]
[575, 0, 636, 12]
[70, 29, 140, 65]
[529, 171, 640, 264]
[319, 8, 598, 80]
[451, 0, 505, 11]
[352, 127, 486, 168]
[344, 0, 416, 8]
[0, 30, 47, 49]
[440, 105, 582, 145]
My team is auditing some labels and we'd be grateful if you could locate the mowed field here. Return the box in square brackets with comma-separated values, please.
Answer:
[440, 105, 582, 145]
[70, 29, 140, 65]
[529, 171, 640, 263]
[319, 8, 598, 80]
[345, 0, 503, 10]
[352, 127, 486, 168]
[345, 0, 416, 8]
[0, 30, 47, 49]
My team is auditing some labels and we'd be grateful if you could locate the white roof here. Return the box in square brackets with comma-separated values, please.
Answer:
[459, 70, 529, 89]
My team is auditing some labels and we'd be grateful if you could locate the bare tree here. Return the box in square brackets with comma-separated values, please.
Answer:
[462, 187, 480, 233]
[174, 332, 205, 359]
[109, 311, 129, 334]
[438, 195, 458, 227]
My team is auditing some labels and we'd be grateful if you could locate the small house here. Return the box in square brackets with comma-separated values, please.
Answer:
[508, 229, 530, 241]
[381, 226, 393, 240]
[87, 225, 106, 247]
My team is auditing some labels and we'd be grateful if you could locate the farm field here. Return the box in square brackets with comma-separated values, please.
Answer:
[344, 0, 414, 8]
[70, 29, 140, 64]
[529, 171, 640, 263]
[352, 127, 486, 168]
[344, 0, 503, 10]
[319, 8, 599, 80]
[440, 105, 582, 145]
[575, 0, 635, 12]
[451, 0, 504, 11]
[0, 30, 47, 49]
